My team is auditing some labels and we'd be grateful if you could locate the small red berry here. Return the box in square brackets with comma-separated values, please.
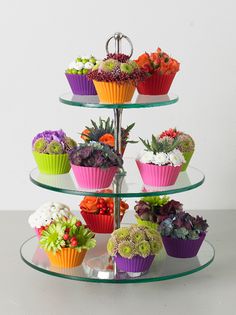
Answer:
[65, 228, 70, 233]
[76, 221, 82, 228]
[71, 239, 78, 247]
[70, 236, 77, 242]
[63, 233, 69, 241]
[38, 226, 45, 235]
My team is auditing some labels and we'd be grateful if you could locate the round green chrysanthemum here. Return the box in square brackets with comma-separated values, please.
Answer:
[128, 60, 138, 70]
[34, 138, 47, 153]
[120, 63, 133, 74]
[177, 134, 195, 152]
[47, 140, 63, 154]
[112, 227, 130, 241]
[101, 59, 118, 72]
[130, 228, 146, 243]
[145, 228, 160, 241]
[64, 136, 77, 151]
[118, 241, 135, 259]
[150, 239, 162, 255]
[107, 238, 117, 256]
[135, 240, 151, 258]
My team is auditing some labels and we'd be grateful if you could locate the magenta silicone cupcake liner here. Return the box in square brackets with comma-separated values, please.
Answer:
[115, 254, 155, 272]
[162, 233, 206, 258]
[136, 160, 181, 187]
[35, 227, 41, 239]
[71, 164, 117, 189]
[137, 72, 176, 95]
[65, 73, 97, 95]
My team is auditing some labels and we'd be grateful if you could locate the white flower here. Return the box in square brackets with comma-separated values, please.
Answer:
[28, 202, 71, 228]
[68, 61, 76, 69]
[84, 62, 94, 70]
[74, 62, 84, 70]
[139, 151, 154, 164]
[168, 149, 185, 166]
[152, 152, 168, 165]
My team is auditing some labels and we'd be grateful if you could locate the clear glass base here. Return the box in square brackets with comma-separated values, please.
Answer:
[20, 233, 215, 284]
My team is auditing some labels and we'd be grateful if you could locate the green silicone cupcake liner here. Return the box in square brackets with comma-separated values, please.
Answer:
[136, 216, 158, 230]
[33, 151, 71, 174]
[182, 151, 194, 172]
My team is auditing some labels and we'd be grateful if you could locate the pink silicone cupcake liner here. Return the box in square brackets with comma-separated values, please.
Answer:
[65, 73, 97, 95]
[162, 233, 206, 258]
[81, 211, 124, 234]
[136, 160, 181, 187]
[35, 227, 41, 239]
[71, 164, 118, 189]
[137, 72, 176, 95]
[115, 254, 155, 272]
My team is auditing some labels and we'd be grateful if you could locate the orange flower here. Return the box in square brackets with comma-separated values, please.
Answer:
[80, 196, 99, 213]
[81, 129, 90, 141]
[99, 133, 115, 147]
[135, 53, 150, 67]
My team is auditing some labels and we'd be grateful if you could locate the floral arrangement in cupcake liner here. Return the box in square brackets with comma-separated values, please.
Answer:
[87, 53, 146, 84]
[80, 117, 137, 150]
[32, 130, 77, 154]
[159, 128, 195, 153]
[138, 135, 185, 166]
[107, 225, 162, 259]
[69, 142, 123, 168]
[28, 202, 72, 236]
[135, 196, 183, 224]
[159, 212, 208, 240]
[40, 216, 96, 254]
[135, 48, 180, 76]
[66, 55, 99, 75]
[80, 191, 129, 217]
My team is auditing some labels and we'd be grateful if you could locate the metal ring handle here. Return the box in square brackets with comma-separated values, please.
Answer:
[105, 32, 133, 57]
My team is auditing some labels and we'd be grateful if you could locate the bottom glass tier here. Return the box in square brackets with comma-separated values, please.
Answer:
[20, 233, 215, 284]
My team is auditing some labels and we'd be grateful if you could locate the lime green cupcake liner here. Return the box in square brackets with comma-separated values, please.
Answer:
[181, 151, 194, 172]
[33, 151, 71, 174]
[136, 216, 158, 230]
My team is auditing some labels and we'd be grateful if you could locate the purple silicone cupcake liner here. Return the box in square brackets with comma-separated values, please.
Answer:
[115, 254, 155, 272]
[65, 73, 97, 95]
[162, 233, 206, 258]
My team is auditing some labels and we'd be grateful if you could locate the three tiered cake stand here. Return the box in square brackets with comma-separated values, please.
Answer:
[20, 33, 215, 283]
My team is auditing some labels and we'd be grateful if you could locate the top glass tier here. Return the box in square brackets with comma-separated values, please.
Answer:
[59, 93, 178, 109]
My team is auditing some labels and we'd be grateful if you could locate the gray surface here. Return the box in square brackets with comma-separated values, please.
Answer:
[0, 210, 235, 315]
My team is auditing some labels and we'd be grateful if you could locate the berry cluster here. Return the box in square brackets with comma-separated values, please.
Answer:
[96, 198, 114, 215]
[62, 220, 82, 248]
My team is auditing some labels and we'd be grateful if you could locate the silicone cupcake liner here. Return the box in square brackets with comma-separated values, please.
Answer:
[162, 233, 206, 258]
[137, 72, 176, 95]
[35, 227, 41, 239]
[33, 152, 71, 175]
[115, 254, 155, 272]
[136, 160, 181, 187]
[71, 165, 117, 189]
[181, 151, 194, 172]
[136, 216, 158, 230]
[65, 73, 97, 95]
[93, 81, 135, 104]
[47, 248, 87, 268]
[81, 211, 124, 234]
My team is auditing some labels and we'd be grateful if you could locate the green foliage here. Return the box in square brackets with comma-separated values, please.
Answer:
[40, 216, 96, 254]
[139, 135, 180, 154]
[141, 196, 170, 207]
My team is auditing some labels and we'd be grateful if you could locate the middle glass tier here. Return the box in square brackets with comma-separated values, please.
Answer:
[30, 158, 205, 198]
[59, 93, 178, 109]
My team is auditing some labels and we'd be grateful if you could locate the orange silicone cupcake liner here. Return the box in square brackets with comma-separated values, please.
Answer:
[47, 248, 87, 268]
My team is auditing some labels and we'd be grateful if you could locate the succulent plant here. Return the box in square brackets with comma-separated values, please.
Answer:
[32, 130, 77, 155]
[159, 212, 209, 240]
[69, 142, 123, 168]
[107, 225, 162, 259]
[140, 135, 180, 154]
[135, 196, 182, 224]
[87, 53, 146, 84]
[81, 117, 137, 149]
[40, 216, 96, 254]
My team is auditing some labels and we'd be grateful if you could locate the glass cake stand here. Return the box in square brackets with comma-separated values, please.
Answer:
[20, 93, 214, 283]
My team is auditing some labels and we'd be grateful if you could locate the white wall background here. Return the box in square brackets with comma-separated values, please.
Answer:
[0, 0, 235, 211]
